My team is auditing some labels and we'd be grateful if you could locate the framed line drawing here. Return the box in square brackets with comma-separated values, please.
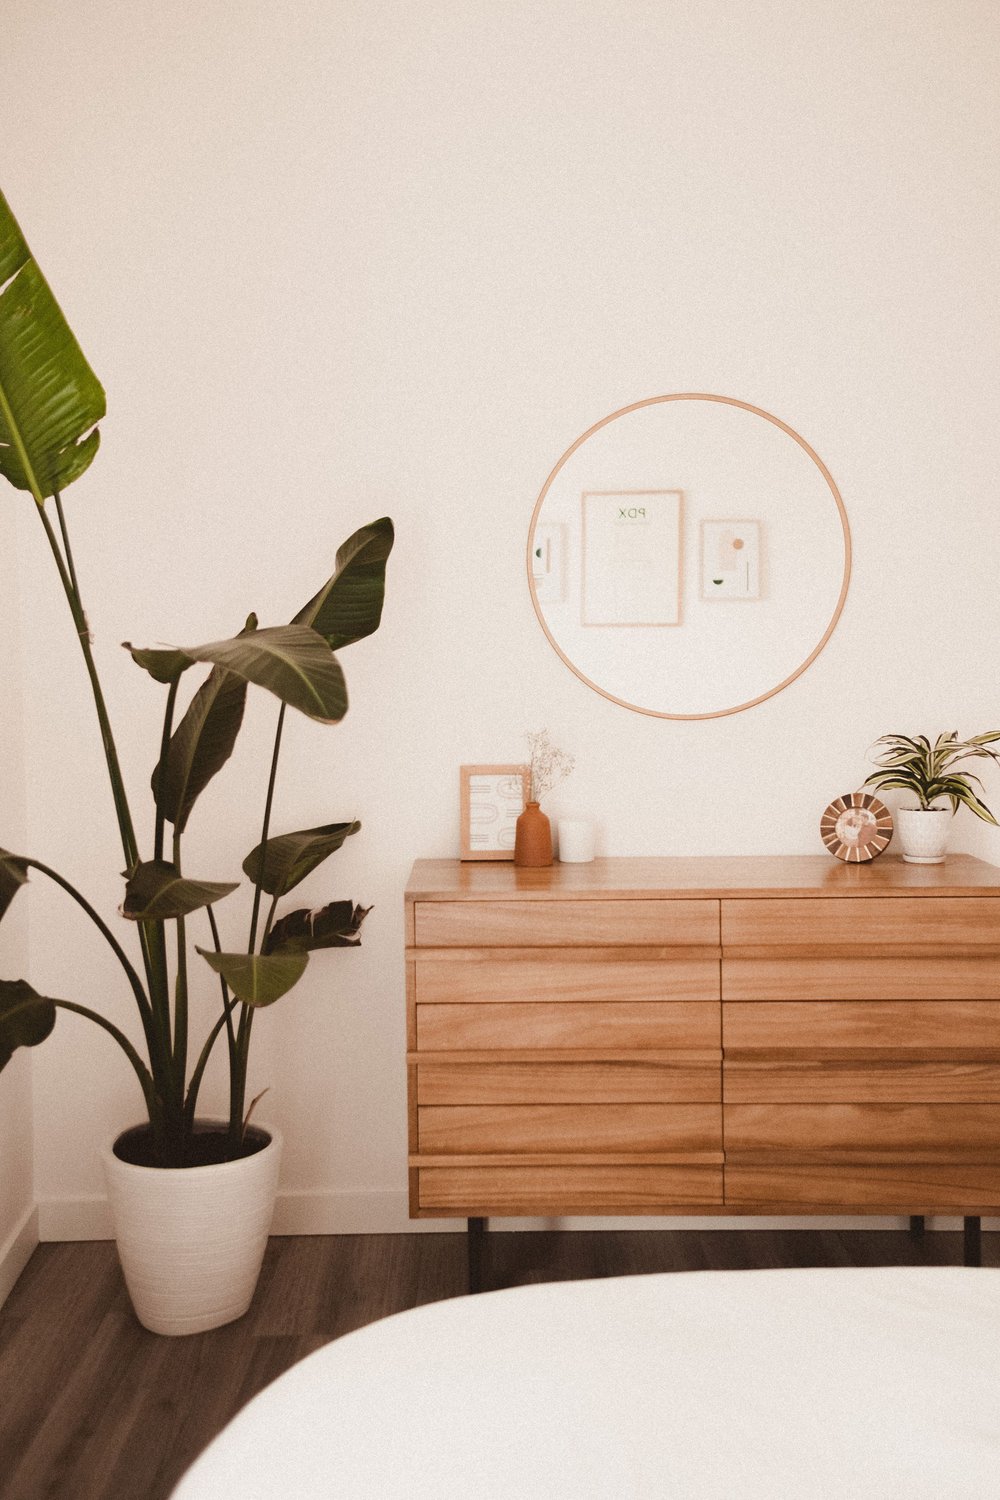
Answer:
[460, 764, 530, 860]
[581, 490, 683, 626]
[700, 519, 761, 600]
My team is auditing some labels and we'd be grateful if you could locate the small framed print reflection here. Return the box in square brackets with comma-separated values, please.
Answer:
[531, 522, 567, 604]
[582, 490, 683, 626]
[701, 519, 761, 600]
[460, 765, 530, 861]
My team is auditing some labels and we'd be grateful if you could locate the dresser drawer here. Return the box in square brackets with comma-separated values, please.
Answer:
[418, 1163, 724, 1213]
[725, 1162, 1000, 1212]
[725, 1102, 1000, 1154]
[414, 956, 719, 1005]
[723, 897, 1000, 948]
[724, 957, 1000, 1001]
[414, 899, 718, 948]
[724, 1000, 1000, 1050]
[417, 1059, 720, 1105]
[418, 1102, 721, 1154]
[406, 856, 1000, 1227]
[725, 1058, 1000, 1104]
[417, 1001, 721, 1051]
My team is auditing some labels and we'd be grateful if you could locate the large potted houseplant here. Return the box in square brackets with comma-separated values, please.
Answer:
[0, 188, 394, 1333]
[864, 730, 1000, 863]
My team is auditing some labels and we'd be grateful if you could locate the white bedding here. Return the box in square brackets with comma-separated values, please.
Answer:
[172, 1266, 1000, 1498]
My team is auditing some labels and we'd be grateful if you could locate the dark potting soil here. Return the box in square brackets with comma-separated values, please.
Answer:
[113, 1123, 271, 1168]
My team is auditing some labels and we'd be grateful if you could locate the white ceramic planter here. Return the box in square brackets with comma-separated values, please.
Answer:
[895, 806, 953, 864]
[102, 1120, 282, 1336]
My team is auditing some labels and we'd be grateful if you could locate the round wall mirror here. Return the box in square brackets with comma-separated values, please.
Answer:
[527, 394, 851, 719]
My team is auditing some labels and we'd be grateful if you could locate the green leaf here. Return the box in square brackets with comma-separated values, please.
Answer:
[124, 644, 194, 684]
[243, 820, 360, 898]
[0, 978, 57, 1070]
[195, 947, 308, 1007]
[187, 625, 347, 721]
[293, 517, 394, 651]
[0, 191, 106, 502]
[126, 614, 259, 689]
[943, 781, 998, 825]
[152, 666, 248, 833]
[265, 900, 371, 954]
[862, 772, 929, 804]
[0, 849, 29, 922]
[126, 625, 348, 722]
[121, 860, 238, 921]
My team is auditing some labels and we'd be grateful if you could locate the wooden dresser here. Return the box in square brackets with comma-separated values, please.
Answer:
[405, 855, 1000, 1229]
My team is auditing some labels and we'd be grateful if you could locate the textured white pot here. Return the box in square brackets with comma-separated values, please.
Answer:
[102, 1120, 282, 1336]
[895, 807, 953, 864]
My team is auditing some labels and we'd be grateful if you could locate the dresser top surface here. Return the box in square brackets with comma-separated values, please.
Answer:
[406, 854, 1000, 902]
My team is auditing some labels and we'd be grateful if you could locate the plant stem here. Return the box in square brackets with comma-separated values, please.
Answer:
[183, 1008, 231, 1131]
[54, 491, 81, 598]
[231, 702, 287, 1151]
[247, 702, 286, 954]
[36, 495, 171, 1062]
[35, 499, 138, 870]
[206, 904, 238, 1079]
[171, 830, 188, 1122]
[154, 679, 180, 862]
[182, 906, 242, 1137]
[229, 1004, 254, 1157]
[261, 892, 280, 948]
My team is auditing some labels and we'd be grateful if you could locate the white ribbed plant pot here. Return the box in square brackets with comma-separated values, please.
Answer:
[102, 1121, 282, 1337]
[895, 807, 953, 864]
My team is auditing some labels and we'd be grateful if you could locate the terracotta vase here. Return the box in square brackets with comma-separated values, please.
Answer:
[514, 801, 553, 867]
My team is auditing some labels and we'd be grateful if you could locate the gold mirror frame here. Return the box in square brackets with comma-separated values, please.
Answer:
[526, 393, 852, 720]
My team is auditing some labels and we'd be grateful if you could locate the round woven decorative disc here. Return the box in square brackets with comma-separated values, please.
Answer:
[820, 792, 893, 863]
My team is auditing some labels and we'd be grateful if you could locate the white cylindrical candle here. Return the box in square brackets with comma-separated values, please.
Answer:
[558, 819, 595, 863]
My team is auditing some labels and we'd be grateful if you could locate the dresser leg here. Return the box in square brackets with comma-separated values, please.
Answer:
[963, 1216, 981, 1267]
[909, 1215, 925, 1234]
[468, 1217, 488, 1294]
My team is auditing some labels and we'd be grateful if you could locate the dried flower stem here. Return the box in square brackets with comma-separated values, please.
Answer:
[526, 729, 574, 803]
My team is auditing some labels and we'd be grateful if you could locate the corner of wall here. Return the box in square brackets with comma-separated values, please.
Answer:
[0, 1197, 39, 1307]
[0, 505, 37, 1306]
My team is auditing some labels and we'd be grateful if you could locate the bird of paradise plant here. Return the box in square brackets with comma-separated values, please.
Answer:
[0, 186, 393, 1166]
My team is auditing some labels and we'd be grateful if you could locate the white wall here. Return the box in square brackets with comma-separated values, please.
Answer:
[4, 0, 1000, 1236]
[0, 507, 38, 1293]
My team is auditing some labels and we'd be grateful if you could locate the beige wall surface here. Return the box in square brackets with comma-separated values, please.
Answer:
[3, 0, 1000, 1235]
[0, 507, 37, 1287]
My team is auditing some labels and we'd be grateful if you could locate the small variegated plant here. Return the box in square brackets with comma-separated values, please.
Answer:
[863, 731, 1000, 823]
[0, 186, 393, 1165]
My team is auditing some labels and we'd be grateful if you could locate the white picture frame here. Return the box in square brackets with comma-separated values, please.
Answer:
[531, 522, 566, 603]
[700, 519, 761, 600]
[581, 490, 683, 626]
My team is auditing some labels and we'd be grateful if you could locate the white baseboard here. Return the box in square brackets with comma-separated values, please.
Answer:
[35, 1188, 1000, 1242]
[272, 1190, 462, 1235]
[0, 1202, 39, 1308]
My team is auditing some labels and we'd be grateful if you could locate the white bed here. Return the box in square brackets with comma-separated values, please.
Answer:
[172, 1266, 1000, 1498]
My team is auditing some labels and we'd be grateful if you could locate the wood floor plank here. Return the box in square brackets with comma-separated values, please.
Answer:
[0, 1243, 125, 1495]
[0, 1225, 991, 1500]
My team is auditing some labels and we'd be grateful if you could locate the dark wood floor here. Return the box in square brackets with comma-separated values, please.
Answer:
[1, 1225, 991, 1499]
